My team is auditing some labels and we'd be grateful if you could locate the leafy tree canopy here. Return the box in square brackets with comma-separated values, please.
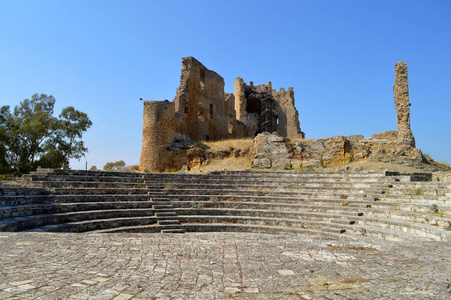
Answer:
[103, 160, 126, 171]
[0, 94, 92, 175]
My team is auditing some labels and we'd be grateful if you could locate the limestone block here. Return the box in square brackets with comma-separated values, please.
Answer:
[251, 133, 291, 168]
[370, 131, 398, 141]
[295, 136, 352, 165]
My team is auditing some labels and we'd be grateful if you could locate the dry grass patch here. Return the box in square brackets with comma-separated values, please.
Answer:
[202, 138, 253, 152]
[189, 156, 252, 174]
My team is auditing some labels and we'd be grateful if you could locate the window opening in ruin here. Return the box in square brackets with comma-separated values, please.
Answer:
[182, 97, 189, 114]
[228, 121, 233, 134]
[246, 97, 262, 115]
[260, 98, 277, 133]
[198, 103, 205, 122]
[200, 69, 206, 90]
[209, 103, 213, 119]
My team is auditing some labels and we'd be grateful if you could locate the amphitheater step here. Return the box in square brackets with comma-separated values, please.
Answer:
[26, 215, 159, 233]
[155, 212, 177, 217]
[330, 219, 356, 225]
[149, 195, 185, 233]
[2, 169, 449, 240]
[339, 211, 364, 216]
[160, 229, 185, 234]
[153, 205, 174, 209]
[321, 227, 346, 234]
[158, 220, 181, 225]
[181, 223, 345, 239]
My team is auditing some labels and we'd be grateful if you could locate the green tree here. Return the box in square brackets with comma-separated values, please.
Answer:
[103, 160, 126, 171]
[0, 126, 9, 174]
[0, 94, 92, 174]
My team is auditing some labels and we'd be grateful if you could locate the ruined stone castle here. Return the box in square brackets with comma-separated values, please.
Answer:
[140, 58, 419, 172]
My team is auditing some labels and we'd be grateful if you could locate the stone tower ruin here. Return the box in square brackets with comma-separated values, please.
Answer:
[139, 101, 175, 172]
[139, 57, 304, 172]
[393, 61, 415, 147]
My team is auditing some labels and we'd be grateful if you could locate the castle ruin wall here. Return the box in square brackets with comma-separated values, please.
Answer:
[139, 58, 420, 172]
[173, 57, 230, 141]
[234, 79, 304, 139]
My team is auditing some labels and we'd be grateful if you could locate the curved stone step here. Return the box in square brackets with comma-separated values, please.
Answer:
[27, 181, 147, 189]
[0, 195, 52, 206]
[49, 188, 149, 195]
[175, 208, 361, 222]
[93, 223, 345, 238]
[150, 193, 380, 206]
[0, 208, 157, 232]
[354, 216, 451, 241]
[364, 209, 451, 228]
[51, 194, 150, 203]
[178, 216, 421, 241]
[25, 174, 146, 183]
[28, 216, 159, 233]
[168, 200, 364, 214]
[0, 201, 157, 219]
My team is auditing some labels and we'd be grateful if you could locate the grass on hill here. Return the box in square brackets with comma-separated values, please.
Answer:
[201, 138, 253, 153]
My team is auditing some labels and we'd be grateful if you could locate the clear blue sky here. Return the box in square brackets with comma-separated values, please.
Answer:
[1, 0, 450, 169]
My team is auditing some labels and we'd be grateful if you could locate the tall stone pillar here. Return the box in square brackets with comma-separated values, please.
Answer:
[393, 61, 415, 147]
[139, 101, 175, 172]
[234, 77, 247, 124]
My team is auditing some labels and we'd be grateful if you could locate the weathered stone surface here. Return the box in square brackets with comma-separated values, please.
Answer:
[346, 135, 369, 160]
[359, 139, 423, 164]
[251, 132, 290, 168]
[292, 136, 353, 167]
[140, 59, 423, 172]
[234, 79, 304, 138]
[370, 130, 397, 140]
[139, 57, 304, 172]
[252, 132, 423, 169]
[1, 232, 451, 299]
[173, 57, 231, 142]
[394, 61, 415, 147]
[139, 101, 175, 172]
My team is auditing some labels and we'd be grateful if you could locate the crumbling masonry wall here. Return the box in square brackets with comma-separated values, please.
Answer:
[173, 57, 231, 141]
[139, 101, 175, 172]
[250, 61, 423, 169]
[139, 58, 419, 172]
[234, 79, 304, 139]
[140, 57, 303, 171]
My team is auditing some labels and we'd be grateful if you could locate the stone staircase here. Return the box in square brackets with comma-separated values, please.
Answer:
[0, 169, 450, 241]
[150, 197, 185, 233]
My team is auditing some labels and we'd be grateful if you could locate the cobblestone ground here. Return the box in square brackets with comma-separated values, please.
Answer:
[0, 232, 450, 300]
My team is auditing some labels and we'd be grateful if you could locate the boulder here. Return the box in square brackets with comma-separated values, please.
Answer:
[251, 133, 291, 168]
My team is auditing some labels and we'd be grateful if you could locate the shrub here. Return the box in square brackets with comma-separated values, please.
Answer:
[103, 160, 126, 171]
[429, 204, 439, 214]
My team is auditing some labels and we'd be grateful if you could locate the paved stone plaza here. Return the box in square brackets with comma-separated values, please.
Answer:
[1, 232, 450, 299]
